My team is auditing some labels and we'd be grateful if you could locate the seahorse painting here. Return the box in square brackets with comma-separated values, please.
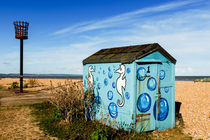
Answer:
[115, 64, 126, 107]
[88, 65, 94, 87]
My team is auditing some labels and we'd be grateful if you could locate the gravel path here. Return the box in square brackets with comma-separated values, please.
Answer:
[0, 92, 50, 106]
[0, 106, 57, 140]
[175, 82, 210, 140]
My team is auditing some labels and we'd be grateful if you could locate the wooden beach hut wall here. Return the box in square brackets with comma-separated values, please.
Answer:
[82, 43, 176, 132]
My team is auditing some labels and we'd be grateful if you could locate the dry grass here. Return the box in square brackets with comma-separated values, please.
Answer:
[49, 79, 83, 123]
[1, 78, 209, 139]
[0, 106, 57, 140]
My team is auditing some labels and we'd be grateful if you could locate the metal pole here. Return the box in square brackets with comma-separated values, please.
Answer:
[20, 39, 23, 93]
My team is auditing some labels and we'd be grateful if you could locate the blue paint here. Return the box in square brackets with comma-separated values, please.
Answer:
[137, 67, 146, 81]
[125, 92, 130, 100]
[160, 70, 165, 80]
[137, 93, 151, 112]
[93, 81, 96, 85]
[126, 68, 131, 74]
[104, 78, 108, 86]
[97, 83, 101, 89]
[83, 49, 176, 132]
[164, 87, 169, 93]
[107, 90, 113, 100]
[108, 102, 118, 118]
[153, 98, 169, 121]
[98, 71, 100, 74]
[112, 82, 116, 88]
[86, 108, 92, 120]
[103, 70, 106, 75]
[95, 96, 102, 104]
[108, 71, 113, 79]
[147, 77, 157, 91]
[84, 80, 86, 86]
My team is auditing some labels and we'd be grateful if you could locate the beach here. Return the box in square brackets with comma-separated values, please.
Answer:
[0, 78, 209, 139]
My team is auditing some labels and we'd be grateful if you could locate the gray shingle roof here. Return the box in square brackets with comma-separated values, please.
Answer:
[83, 43, 176, 65]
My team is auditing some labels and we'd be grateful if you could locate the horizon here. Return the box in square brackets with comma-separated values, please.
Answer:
[0, 0, 210, 76]
[1, 73, 210, 77]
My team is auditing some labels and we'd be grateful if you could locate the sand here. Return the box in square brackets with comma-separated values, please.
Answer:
[175, 81, 210, 140]
[0, 78, 209, 139]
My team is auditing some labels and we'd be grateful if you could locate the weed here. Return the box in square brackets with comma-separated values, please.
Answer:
[8, 82, 18, 89]
[49, 79, 83, 123]
[90, 128, 108, 140]
[31, 101, 193, 140]
[28, 78, 39, 87]
[0, 85, 4, 89]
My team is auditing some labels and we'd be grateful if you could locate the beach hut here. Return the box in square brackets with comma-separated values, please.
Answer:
[82, 43, 176, 132]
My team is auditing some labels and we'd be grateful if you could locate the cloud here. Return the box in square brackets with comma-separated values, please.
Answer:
[52, 0, 203, 35]
[2, 0, 209, 75]
[47, 0, 210, 75]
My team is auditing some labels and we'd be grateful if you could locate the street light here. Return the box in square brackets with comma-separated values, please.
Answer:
[13, 21, 29, 93]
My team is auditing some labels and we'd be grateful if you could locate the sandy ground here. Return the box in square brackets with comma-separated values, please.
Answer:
[175, 81, 210, 140]
[0, 78, 209, 139]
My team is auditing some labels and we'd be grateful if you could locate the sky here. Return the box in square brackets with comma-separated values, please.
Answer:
[0, 0, 210, 76]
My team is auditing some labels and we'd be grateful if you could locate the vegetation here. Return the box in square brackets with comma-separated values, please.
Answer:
[29, 79, 192, 140]
[8, 82, 19, 89]
[31, 102, 193, 140]
[198, 78, 210, 82]
[28, 78, 39, 87]
[31, 102, 153, 140]
[0, 84, 4, 89]
[49, 80, 84, 123]
[194, 78, 210, 82]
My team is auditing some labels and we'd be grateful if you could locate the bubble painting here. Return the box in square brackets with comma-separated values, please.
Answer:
[160, 70, 165, 80]
[107, 90, 113, 100]
[137, 67, 146, 81]
[153, 98, 169, 121]
[137, 93, 151, 112]
[147, 77, 157, 91]
[108, 102, 118, 118]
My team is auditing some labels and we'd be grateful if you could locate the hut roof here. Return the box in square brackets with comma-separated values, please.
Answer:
[83, 43, 176, 65]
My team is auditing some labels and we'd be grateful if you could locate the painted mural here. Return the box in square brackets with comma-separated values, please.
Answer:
[85, 64, 128, 120]
[115, 64, 126, 107]
[84, 61, 173, 131]
[88, 65, 95, 87]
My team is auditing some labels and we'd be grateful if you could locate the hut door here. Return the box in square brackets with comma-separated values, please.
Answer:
[135, 63, 159, 132]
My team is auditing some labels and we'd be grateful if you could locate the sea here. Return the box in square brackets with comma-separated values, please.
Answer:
[0, 74, 209, 81]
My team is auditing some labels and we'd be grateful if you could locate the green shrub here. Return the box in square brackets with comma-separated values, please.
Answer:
[9, 82, 19, 89]
[200, 78, 210, 82]
[90, 128, 108, 140]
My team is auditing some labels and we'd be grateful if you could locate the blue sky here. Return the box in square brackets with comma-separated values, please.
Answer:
[0, 0, 210, 75]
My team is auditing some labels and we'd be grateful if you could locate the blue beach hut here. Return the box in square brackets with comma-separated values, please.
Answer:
[83, 43, 176, 132]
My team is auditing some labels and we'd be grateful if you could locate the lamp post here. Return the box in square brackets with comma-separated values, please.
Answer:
[13, 21, 29, 93]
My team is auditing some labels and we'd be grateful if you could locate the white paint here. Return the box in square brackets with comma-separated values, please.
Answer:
[88, 65, 94, 87]
[116, 64, 126, 107]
